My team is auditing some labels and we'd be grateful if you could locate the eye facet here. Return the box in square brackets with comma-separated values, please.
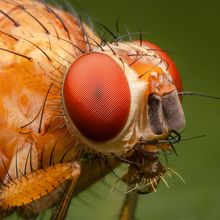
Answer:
[63, 52, 131, 142]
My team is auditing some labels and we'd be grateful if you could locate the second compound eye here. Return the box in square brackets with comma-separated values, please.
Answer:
[63, 52, 131, 142]
[133, 40, 183, 94]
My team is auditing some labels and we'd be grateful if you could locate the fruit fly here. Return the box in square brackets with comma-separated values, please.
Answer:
[0, 0, 187, 219]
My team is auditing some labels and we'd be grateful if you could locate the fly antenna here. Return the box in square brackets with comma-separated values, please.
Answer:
[178, 91, 220, 100]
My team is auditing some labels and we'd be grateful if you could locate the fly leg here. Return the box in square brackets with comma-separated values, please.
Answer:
[119, 191, 138, 220]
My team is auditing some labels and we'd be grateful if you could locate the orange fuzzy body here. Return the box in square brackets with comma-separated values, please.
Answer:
[0, 0, 98, 216]
[0, 0, 94, 178]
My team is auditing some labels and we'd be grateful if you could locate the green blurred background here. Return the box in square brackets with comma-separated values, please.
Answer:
[8, 0, 220, 219]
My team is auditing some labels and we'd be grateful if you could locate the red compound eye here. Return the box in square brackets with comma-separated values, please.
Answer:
[63, 52, 131, 142]
[134, 40, 183, 93]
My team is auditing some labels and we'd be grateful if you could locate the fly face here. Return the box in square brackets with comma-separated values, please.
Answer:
[62, 41, 185, 155]
[62, 40, 185, 193]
